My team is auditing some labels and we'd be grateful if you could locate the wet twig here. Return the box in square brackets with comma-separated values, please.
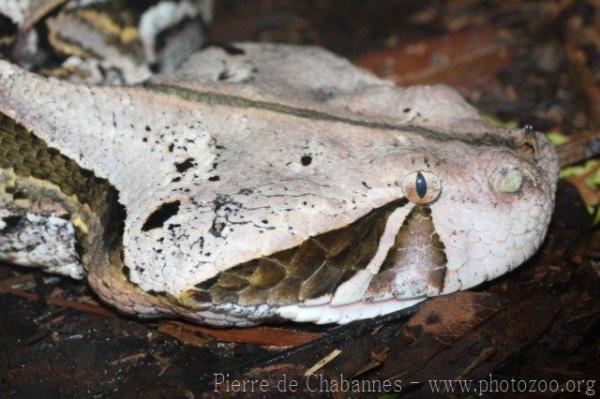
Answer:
[557, 130, 600, 167]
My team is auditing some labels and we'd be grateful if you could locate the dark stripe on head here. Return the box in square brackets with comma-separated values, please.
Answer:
[144, 83, 519, 149]
[367, 206, 447, 299]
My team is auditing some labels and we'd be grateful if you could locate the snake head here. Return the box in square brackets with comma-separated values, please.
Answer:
[376, 129, 559, 301]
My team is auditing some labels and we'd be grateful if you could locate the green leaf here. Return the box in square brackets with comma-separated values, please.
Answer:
[593, 209, 600, 226]
[479, 113, 518, 129]
[559, 160, 597, 179]
[547, 131, 569, 145]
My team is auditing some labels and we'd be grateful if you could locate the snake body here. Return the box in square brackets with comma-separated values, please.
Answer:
[0, 43, 559, 326]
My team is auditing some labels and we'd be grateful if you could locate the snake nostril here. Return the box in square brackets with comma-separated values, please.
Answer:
[517, 125, 537, 160]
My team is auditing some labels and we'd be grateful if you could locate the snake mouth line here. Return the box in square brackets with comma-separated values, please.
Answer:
[182, 199, 448, 312]
[183, 198, 410, 307]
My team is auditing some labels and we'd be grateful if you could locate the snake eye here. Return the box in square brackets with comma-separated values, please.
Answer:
[492, 165, 524, 194]
[402, 171, 441, 205]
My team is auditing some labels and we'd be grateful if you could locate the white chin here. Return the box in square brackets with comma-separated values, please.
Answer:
[275, 296, 425, 324]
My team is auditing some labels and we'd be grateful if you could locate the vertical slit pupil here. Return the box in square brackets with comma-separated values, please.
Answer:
[416, 172, 427, 198]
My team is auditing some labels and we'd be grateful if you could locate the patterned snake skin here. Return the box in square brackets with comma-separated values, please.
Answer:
[0, 43, 559, 326]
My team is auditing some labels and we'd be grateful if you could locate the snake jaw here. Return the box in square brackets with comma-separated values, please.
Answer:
[0, 44, 559, 326]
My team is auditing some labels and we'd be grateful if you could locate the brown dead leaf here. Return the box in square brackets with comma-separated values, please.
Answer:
[355, 26, 517, 89]
[159, 320, 324, 347]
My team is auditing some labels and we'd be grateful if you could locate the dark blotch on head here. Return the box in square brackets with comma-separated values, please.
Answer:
[219, 43, 246, 55]
[142, 201, 181, 231]
[416, 171, 427, 198]
[218, 71, 233, 81]
[149, 63, 160, 74]
[208, 176, 220, 181]
[175, 158, 195, 173]
[301, 155, 312, 166]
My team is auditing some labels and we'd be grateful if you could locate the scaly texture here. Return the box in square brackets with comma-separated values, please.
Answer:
[0, 43, 559, 326]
